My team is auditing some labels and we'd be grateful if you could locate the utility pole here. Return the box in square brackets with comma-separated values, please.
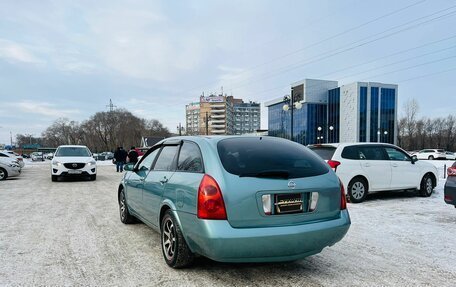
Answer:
[106, 99, 117, 112]
[177, 123, 183, 136]
[290, 88, 294, 142]
[10, 131, 13, 147]
[205, 112, 209, 135]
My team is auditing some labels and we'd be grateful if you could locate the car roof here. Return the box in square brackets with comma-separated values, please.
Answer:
[158, 135, 296, 148]
[57, 145, 89, 148]
[308, 142, 398, 149]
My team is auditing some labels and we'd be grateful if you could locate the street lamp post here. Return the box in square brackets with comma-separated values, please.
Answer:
[317, 126, 322, 144]
[282, 89, 302, 142]
[329, 126, 334, 143]
[203, 112, 211, 135]
[177, 123, 184, 136]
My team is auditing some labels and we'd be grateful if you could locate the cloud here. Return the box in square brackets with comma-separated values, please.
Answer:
[84, 6, 204, 81]
[0, 39, 44, 64]
[11, 100, 80, 118]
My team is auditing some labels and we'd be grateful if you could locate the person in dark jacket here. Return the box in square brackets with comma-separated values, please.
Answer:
[114, 147, 128, 172]
[128, 146, 139, 164]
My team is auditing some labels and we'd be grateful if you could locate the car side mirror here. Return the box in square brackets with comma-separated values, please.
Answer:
[124, 163, 135, 171]
[411, 155, 418, 164]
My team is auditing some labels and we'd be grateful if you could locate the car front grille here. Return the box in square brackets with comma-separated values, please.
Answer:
[64, 163, 86, 169]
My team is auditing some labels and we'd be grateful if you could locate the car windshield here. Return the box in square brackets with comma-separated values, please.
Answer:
[55, 147, 91, 157]
[217, 137, 328, 179]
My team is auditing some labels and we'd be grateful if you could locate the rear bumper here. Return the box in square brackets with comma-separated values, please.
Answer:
[444, 178, 456, 206]
[178, 210, 350, 263]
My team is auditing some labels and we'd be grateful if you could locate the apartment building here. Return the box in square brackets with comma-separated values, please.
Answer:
[185, 94, 261, 135]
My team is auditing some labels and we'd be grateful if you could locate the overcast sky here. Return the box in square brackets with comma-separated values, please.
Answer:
[1, 0, 455, 145]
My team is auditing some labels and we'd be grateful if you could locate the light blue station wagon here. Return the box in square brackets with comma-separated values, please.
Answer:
[118, 136, 350, 268]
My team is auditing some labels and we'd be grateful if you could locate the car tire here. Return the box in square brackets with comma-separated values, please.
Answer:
[428, 155, 434, 160]
[347, 177, 368, 203]
[161, 210, 194, 268]
[119, 189, 134, 224]
[51, 175, 58, 182]
[0, 168, 8, 180]
[90, 174, 97, 181]
[419, 174, 433, 197]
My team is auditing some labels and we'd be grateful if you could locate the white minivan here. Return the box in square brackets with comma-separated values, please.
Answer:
[308, 143, 438, 203]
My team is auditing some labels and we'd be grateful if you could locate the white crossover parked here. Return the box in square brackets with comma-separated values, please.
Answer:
[51, 145, 97, 181]
[414, 149, 447, 160]
[309, 143, 438, 203]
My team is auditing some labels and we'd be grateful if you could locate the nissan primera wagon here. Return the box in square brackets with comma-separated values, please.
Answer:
[117, 136, 350, 268]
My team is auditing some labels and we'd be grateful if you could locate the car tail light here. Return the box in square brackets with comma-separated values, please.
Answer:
[447, 167, 456, 177]
[328, 160, 341, 171]
[339, 179, 347, 210]
[197, 174, 227, 220]
[445, 195, 453, 202]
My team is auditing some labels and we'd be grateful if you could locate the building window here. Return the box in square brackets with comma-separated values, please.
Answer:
[359, 87, 367, 142]
[328, 88, 340, 143]
[380, 88, 396, 144]
[370, 87, 379, 142]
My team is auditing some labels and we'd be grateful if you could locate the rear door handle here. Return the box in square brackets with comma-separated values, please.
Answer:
[363, 163, 371, 167]
[392, 163, 398, 167]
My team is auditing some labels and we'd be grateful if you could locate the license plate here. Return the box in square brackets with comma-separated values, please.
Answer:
[68, 170, 82, 174]
[274, 193, 303, 214]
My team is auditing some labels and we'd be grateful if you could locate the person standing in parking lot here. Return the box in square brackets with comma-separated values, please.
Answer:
[127, 146, 139, 164]
[114, 147, 128, 172]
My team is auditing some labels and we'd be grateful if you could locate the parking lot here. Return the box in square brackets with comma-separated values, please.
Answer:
[1, 162, 455, 286]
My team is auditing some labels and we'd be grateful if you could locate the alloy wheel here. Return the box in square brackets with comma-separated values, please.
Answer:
[120, 192, 126, 221]
[0, 170, 5, 180]
[351, 182, 365, 200]
[425, 178, 433, 195]
[162, 218, 177, 261]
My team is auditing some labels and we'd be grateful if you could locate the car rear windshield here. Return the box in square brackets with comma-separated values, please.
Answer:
[307, 146, 337, 160]
[55, 147, 91, 157]
[217, 137, 328, 179]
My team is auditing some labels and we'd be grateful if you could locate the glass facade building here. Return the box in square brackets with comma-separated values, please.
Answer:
[267, 80, 397, 145]
[327, 88, 340, 143]
[268, 102, 327, 145]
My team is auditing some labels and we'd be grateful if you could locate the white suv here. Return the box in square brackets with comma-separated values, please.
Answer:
[308, 143, 438, 203]
[414, 149, 446, 160]
[51, 145, 97, 181]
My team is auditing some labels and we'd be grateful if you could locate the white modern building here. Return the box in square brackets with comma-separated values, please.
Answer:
[266, 78, 398, 145]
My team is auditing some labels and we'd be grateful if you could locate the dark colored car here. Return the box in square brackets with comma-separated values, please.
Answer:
[444, 162, 456, 207]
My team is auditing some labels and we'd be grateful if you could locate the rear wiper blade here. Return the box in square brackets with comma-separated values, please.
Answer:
[239, 170, 290, 179]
